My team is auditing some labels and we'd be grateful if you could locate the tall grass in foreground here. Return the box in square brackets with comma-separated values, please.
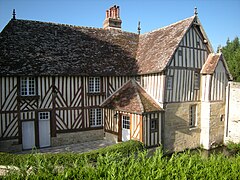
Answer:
[3, 148, 240, 180]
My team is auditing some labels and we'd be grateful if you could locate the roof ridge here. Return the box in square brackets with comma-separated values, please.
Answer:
[141, 15, 195, 36]
[132, 80, 145, 113]
[13, 19, 139, 35]
[100, 80, 132, 107]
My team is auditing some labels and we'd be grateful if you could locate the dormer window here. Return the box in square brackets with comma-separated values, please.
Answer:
[20, 77, 36, 96]
[89, 77, 100, 93]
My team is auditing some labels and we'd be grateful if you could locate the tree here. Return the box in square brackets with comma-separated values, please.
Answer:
[221, 37, 240, 82]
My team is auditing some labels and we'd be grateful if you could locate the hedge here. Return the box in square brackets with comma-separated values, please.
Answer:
[0, 140, 144, 166]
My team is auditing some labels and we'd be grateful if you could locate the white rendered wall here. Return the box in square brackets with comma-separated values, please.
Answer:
[225, 82, 240, 143]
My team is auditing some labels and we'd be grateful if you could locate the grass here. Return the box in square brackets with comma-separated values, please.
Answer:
[226, 141, 240, 152]
[1, 141, 240, 179]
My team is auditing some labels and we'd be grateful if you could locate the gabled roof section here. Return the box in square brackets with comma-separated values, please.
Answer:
[100, 79, 163, 114]
[136, 16, 195, 74]
[201, 53, 233, 79]
[0, 15, 214, 76]
[0, 19, 139, 76]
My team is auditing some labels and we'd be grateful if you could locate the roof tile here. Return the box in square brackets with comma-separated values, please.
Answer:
[201, 53, 221, 74]
[100, 79, 163, 114]
[0, 16, 195, 76]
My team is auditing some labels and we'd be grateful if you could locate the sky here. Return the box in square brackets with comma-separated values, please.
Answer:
[0, 0, 239, 52]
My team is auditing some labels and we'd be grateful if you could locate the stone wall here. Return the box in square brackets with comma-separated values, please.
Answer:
[225, 82, 240, 143]
[0, 139, 22, 152]
[51, 129, 104, 147]
[163, 102, 201, 152]
[209, 102, 225, 147]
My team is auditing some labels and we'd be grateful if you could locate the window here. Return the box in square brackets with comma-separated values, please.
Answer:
[122, 115, 130, 129]
[89, 77, 100, 93]
[39, 112, 50, 120]
[178, 50, 182, 56]
[151, 119, 157, 130]
[196, 41, 200, 48]
[194, 72, 200, 89]
[135, 76, 141, 82]
[167, 76, 173, 90]
[20, 77, 36, 96]
[89, 108, 102, 127]
[189, 105, 197, 127]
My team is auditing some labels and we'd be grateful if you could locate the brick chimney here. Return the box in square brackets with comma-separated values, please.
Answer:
[103, 5, 122, 30]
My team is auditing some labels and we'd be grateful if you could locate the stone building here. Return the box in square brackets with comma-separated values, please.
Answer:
[0, 6, 232, 152]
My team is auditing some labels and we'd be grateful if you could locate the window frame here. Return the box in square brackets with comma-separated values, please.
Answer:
[150, 119, 157, 131]
[196, 41, 200, 48]
[20, 77, 36, 96]
[88, 77, 101, 93]
[166, 76, 173, 90]
[122, 115, 130, 129]
[89, 108, 102, 127]
[189, 105, 197, 127]
[39, 112, 50, 121]
[194, 72, 200, 90]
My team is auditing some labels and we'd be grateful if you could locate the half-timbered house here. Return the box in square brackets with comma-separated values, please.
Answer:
[0, 6, 231, 152]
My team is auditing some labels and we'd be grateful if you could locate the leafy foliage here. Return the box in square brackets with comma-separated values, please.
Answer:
[221, 37, 240, 82]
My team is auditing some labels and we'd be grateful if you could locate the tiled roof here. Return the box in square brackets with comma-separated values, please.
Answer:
[201, 53, 233, 79]
[0, 16, 196, 76]
[0, 19, 139, 76]
[137, 16, 195, 74]
[201, 53, 221, 74]
[100, 79, 163, 114]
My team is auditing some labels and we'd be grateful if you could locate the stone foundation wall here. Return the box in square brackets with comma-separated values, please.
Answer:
[51, 129, 104, 147]
[163, 102, 201, 152]
[209, 102, 225, 147]
[0, 139, 22, 152]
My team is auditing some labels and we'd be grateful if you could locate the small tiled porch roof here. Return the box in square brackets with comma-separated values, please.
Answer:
[100, 79, 163, 114]
[201, 53, 232, 79]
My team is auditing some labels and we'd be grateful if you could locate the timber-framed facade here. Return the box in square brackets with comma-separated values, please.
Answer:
[0, 6, 232, 152]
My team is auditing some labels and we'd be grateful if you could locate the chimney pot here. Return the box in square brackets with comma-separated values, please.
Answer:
[103, 5, 122, 30]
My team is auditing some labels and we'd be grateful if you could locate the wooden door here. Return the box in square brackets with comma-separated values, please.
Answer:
[22, 121, 35, 150]
[39, 112, 51, 148]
